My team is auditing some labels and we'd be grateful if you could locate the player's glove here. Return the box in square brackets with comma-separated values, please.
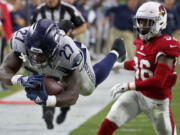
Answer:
[25, 82, 57, 106]
[58, 20, 74, 33]
[112, 61, 124, 72]
[110, 82, 135, 99]
[11, 75, 45, 88]
[25, 87, 47, 105]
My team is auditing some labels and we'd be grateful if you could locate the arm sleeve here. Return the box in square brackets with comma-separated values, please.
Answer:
[124, 60, 135, 71]
[135, 63, 171, 90]
[68, 6, 85, 27]
[161, 38, 180, 57]
[30, 9, 41, 24]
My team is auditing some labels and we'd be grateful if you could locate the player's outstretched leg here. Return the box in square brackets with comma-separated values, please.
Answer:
[111, 38, 126, 62]
[43, 106, 55, 129]
[93, 38, 126, 87]
[56, 106, 70, 124]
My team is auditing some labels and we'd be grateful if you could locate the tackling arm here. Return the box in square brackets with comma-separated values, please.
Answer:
[124, 60, 135, 70]
[0, 51, 22, 85]
[113, 60, 135, 71]
[71, 23, 87, 36]
[55, 69, 81, 106]
[135, 55, 174, 90]
[110, 55, 175, 98]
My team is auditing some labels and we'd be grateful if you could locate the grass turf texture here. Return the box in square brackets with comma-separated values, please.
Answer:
[0, 85, 22, 99]
[70, 67, 180, 135]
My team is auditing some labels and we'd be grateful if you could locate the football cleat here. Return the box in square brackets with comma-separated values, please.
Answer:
[56, 111, 68, 124]
[44, 111, 54, 129]
[111, 38, 126, 62]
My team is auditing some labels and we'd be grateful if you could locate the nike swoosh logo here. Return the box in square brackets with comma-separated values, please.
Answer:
[170, 45, 176, 48]
[137, 51, 146, 56]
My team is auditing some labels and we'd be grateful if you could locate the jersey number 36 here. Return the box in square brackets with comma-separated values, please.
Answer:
[134, 57, 153, 80]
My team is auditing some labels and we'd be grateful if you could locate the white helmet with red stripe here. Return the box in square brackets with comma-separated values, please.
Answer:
[134, 1, 167, 40]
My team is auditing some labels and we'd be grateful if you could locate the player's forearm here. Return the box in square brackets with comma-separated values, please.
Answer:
[124, 60, 135, 70]
[55, 88, 80, 106]
[135, 63, 171, 90]
[55, 70, 81, 106]
[0, 67, 16, 85]
[72, 23, 87, 35]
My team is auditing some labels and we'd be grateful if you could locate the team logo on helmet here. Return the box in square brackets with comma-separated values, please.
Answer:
[159, 5, 166, 16]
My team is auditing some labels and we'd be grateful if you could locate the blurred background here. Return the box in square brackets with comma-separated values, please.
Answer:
[0, 0, 180, 65]
[0, 0, 180, 96]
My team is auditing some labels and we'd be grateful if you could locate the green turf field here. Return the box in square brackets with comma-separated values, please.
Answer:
[0, 85, 22, 99]
[70, 67, 180, 135]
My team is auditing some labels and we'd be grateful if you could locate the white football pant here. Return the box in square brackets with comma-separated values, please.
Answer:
[107, 90, 177, 135]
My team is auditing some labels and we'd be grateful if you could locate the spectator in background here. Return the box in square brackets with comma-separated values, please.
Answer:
[0, 2, 12, 41]
[174, 0, 180, 65]
[74, 0, 98, 59]
[10, 0, 27, 32]
[62, 0, 77, 4]
[104, 0, 139, 59]
[30, 0, 87, 130]
[0, 20, 4, 37]
[1, 0, 14, 12]
[0, 19, 5, 91]
[29, 0, 42, 17]
[162, 0, 180, 65]
[0, 1, 12, 91]
[0, 8, 4, 38]
[88, 0, 118, 55]
[162, 0, 179, 35]
[171, 0, 180, 42]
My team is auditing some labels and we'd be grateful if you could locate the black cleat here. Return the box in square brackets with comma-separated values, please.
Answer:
[56, 111, 68, 124]
[44, 111, 54, 129]
[111, 38, 126, 62]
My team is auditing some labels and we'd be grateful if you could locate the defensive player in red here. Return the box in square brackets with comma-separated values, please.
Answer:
[97, 1, 180, 135]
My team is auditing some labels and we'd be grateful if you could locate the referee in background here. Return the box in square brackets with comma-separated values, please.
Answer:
[31, 0, 87, 37]
[30, 0, 87, 130]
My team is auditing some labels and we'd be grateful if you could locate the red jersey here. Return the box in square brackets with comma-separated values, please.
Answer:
[133, 34, 180, 99]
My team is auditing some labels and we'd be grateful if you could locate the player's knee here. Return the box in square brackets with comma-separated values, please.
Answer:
[79, 82, 95, 96]
[80, 89, 93, 96]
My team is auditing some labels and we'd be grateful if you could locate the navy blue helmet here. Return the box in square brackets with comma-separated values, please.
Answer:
[25, 19, 59, 67]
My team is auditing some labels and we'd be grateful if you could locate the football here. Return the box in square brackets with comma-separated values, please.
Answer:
[43, 77, 64, 95]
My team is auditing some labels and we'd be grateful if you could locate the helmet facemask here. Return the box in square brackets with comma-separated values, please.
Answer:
[134, 17, 159, 41]
[27, 46, 49, 68]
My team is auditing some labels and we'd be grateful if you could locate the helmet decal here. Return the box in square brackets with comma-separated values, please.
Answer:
[159, 5, 166, 17]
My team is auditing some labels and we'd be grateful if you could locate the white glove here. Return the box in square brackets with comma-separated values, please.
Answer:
[112, 61, 124, 71]
[110, 82, 135, 99]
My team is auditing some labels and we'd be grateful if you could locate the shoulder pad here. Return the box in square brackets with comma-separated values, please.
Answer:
[10, 27, 29, 54]
[159, 35, 180, 57]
